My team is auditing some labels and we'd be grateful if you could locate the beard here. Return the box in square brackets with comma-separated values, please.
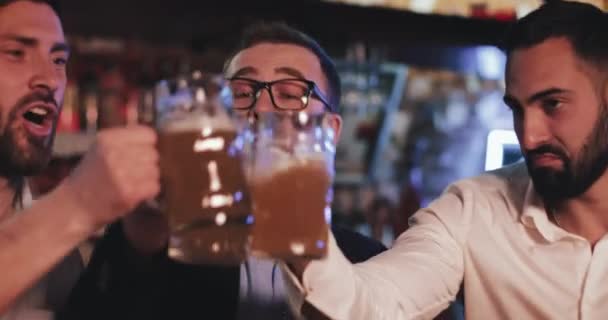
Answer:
[0, 91, 58, 179]
[526, 105, 608, 203]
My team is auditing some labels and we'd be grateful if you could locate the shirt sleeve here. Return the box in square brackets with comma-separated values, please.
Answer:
[283, 183, 474, 320]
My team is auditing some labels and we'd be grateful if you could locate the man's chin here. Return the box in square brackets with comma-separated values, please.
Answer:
[19, 159, 51, 177]
[1, 144, 52, 178]
[529, 167, 571, 202]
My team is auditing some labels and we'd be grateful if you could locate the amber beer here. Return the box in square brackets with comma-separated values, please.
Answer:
[250, 156, 331, 259]
[159, 119, 252, 265]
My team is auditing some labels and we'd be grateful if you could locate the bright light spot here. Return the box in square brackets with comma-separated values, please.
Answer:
[195, 87, 206, 103]
[324, 141, 335, 154]
[297, 112, 309, 125]
[215, 212, 227, 226]
[168, 248, 183, 259]
[410, 0, 436, 14]
[211, 242, 220, 253]
[325, 206, 332, 224]
[477, 46, 506, 80]
[201, 127, 213, 137]
[193, 137, 225, 152]
[207, 161, 221, 192]
[178, 79, 188, 89]
[290, 242, 305, 256]
[485, 129, 519, 171]
[202, 194, 234, 208]
[316, 240, 326, 249]
[326, 128, 335, 140]
[315, 127, 323, 139]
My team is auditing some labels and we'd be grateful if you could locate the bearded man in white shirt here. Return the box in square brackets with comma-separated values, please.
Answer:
[286, 2, 608, 319]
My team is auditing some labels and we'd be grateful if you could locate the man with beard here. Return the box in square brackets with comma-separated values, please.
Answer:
[279, 1, 608, 319]
[0, 0, 160, 317]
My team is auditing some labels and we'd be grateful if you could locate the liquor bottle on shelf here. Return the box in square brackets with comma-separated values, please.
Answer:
[57, 79, 80, 133]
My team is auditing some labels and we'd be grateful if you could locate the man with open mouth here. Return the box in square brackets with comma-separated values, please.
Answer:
[0, 0, 161, 318]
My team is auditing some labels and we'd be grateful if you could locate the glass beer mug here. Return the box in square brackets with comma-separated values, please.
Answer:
[239, 111, 336, 260]
[154, 72, 252, 265]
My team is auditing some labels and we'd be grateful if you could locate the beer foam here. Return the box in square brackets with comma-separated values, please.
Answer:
[251, 149, 330, 182]
[161, 112, 235, 133]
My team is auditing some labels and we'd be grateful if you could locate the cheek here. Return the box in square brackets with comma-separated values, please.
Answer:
[54, 72, 68, 103]
[307, 102, 326, 114]
[55, 89, 65, 107]
[0, 70, 27, 116]
[552, 110, 593, 150]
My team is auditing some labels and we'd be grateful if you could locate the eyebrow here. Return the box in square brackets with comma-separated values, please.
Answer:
[51, 42, 70, 55]
[0, 34, 71, 54]
[230, 66, 257, 78]
[230, 66, 307, 80]
[503, 87, 571, 106]
[275, 67, 305, 79]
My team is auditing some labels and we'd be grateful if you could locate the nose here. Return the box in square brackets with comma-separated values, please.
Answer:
[253, 87, 275, 112]
[28, 57, 61, 95]
[517, 109, 551, 151]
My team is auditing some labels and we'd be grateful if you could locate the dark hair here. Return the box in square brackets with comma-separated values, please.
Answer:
[224, 22, 341, 113]
[0, 0, 61, 16]
[503, 1, 608, 69]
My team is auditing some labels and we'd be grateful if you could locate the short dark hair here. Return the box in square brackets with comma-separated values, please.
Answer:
[224, 22, 341, 113]
[0, 0, 61, 17]
[503, 1, 608, 70]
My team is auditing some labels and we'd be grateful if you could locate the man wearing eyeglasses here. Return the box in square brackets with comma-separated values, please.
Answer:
[224, 27, 340, 123]
[60, 22, 385, 320]
[227, 73, 335, 114]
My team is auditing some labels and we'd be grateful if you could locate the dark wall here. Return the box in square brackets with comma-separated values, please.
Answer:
[59, 0, 512, 71]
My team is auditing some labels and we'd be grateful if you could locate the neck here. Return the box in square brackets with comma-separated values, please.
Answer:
[0, 177, 18, 222]
[550, 171, 608, 246]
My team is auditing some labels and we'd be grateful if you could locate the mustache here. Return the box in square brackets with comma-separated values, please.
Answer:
[15, 90, 58, 112]
[525, 144, 568, 161]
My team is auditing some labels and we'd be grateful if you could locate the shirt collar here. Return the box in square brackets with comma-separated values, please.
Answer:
[520, 182, 573, 242]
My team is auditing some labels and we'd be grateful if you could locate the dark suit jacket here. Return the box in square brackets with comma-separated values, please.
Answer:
[58, 223, 386, 320]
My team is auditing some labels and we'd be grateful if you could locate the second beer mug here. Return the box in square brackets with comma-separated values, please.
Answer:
[155, 73, 253, 265]
[242, 111, 335, 260]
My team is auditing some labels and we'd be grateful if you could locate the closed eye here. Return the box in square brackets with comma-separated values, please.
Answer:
[541, 98, 562, 112]
[53, 56, 68, 66]
[276, 92, 301, 100]
[4, 49, 24, 59]
[233, 91, 255, 99]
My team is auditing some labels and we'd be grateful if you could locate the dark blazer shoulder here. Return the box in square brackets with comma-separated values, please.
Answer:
[331, 224, 387, 263]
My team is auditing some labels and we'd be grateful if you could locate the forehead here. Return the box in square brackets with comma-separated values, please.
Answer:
[0, 1, 65, 41]
[506, 37, 597, 97]
[227, 43, 326, 84]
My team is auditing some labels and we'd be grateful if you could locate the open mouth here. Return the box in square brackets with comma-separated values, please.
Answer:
[21, 104, 57, 137]
[23, 107, 49, 124]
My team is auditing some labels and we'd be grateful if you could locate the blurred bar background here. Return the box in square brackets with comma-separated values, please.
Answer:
[46, 0, 605, 248]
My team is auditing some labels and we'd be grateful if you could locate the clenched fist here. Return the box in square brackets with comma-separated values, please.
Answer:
[60, 125, 160, 231]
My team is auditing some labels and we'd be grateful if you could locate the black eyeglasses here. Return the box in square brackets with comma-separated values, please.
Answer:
[226, 77, 334, 112]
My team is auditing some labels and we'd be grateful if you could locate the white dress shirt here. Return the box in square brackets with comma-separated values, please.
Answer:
[1, 187, 83, 320]
[285, 163, 608, 319]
